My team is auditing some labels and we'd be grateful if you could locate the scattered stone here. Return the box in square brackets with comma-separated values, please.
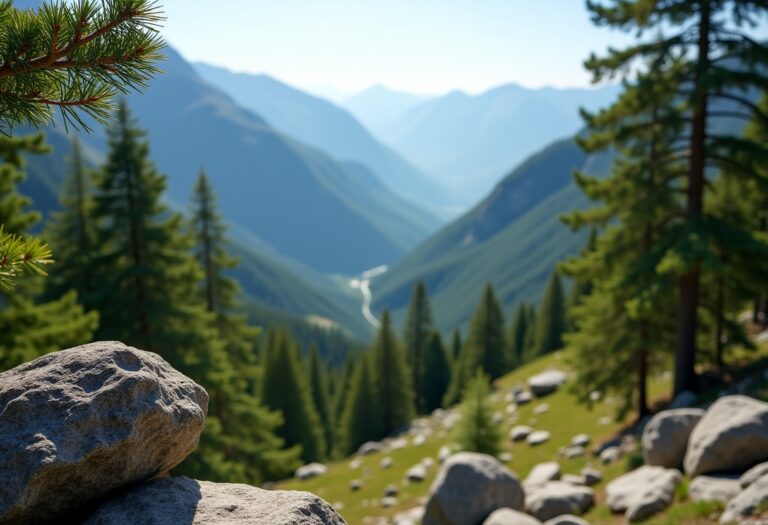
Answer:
[533, 404, 550, 415]
[669, 390, 698, 409]
[563, 446, 585, 459]
[358, 441, 384, 456]
[544, 515, 590, 525]
[384, 484, 399, 497]
[571, 434, 590, 447]
[493, 412, 505, 425]
[684, 395, 768, 477]
[606, 465, 682, 522]
[598, 417, 612, 426]
[438, 445, 452, 463]
[527, 431, 551, 446]
[589, 390, 601, 402]
[516, 391, 533, 405]
[413, 434, 427, 447]
[350, 479, 362, 492]
[380, 457, 393, 469]
[506, 404, 518, 415]
[381, 496, 397, 508]
[599, 446, 621, 465]
[562, 474, 586, 486]
[0, 342, 208, 525]
[482, 508, 542, 525]
[423, 452, 525, 525]
[390, 438, 408, 450]
[406, 464, 427, 482]
[349, 458, 362, 470]
[528, 370, 568, 397]
[524, 462, 561, 489]
[422, 457, 436, 469]
[498, 452, 513, 463]
[720, 473, 768, 524]
[741, 462, 768, 488]
[510, 425, 532, 442]
[581, 467, 602, 486]
[642, 408, 704, 468]
[525, 481, 594, 522]
[393, 506, 425, 525]
[83, 476, 345, 524]
[295, 462, 327, 480]
[688, 474, 740, 503]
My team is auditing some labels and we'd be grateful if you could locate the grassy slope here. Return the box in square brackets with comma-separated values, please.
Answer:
[278, 343, 768, 525]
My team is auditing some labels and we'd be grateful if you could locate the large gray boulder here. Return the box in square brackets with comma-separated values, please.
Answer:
[528, 370, 567, 397]
[688, 475, 740, 503]
[606, 466, 681, 522]
[482, 508, 542, 525]
[684, 396, 768, 477]
[423, 452, 525, 525]
[0, 342, 208, 525]
[83, 476, 346, 524]
[525, 482, 593, 522]
[642, 408, 704, 468]
[720, 473, 768, 524]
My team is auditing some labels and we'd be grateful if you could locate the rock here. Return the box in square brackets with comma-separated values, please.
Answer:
[688, 474, 740, 503]
[669, 390, 698, 409]
[384, 484, 399, 497]
[381, 496, 398, 508]
[563, 446, 585, 459]
[499, 452, 513, 463]
[0, 342, 208, 525]
[524, 462, 561, 489]
[562, 474, 586, 486]
[741, 462, 768, 488]
[482, 508, 542, 525]
[83, 476, 345, 524]
[357, 441, 384, 455]
[393, 506, 425, 525]
[380, 457, 393, 469]
[533, 404, 550, 415]
[506, 404, 518, 415]
[525, 481, 594, 522]
[581, 468, 602, 486]
[350, 479, 362, 492]
[720, 473, 768, 524]
[406, 464, 427, 482]
[438, 445, 452, 463]
[642, 408, 704, 468]
[510, 425, 532, 442]
[571, 434, 590, 447]
[599, 446, 621, 465]
[295, 462, 327, 480]
[422, 457, 436, 469]
[598, 416, 612, 426]
[423, 452, 525, 525]
[528, 370, 568, 397]
[413, 434, 427, 447]
[606, 466, 682, 522]
[390, 438, 408, 450]
[544, 515, 590, 525]
[684, 395, 768, 477]
[527, 431, 551, 446]
[516, 391, 533, 405]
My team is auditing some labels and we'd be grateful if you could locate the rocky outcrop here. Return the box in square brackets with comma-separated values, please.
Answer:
[642, 408, 704, 468]
[83, 476, 346, 524]
[684, 396, 768, 477]
[423, 452, 525, 525]
[482, 508, 542, 525]
[606, 466, 681, 522]
[525, 482, 593, 522]
[0, 342, 208, 524]
[528, 370, 567, 397]
[688, 475, 740, 503]
[719, 473, 768, 524]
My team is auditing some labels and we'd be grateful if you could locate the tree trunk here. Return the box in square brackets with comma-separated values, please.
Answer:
[674, 0, 710, 395]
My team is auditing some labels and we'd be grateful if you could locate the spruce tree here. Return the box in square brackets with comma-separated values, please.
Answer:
[422, 331, 452, 413]
[455, 371, 501, 457]
[261, 329, 326, 463]
[450, 329, 462, 362]
[584, 0, 768, 395]
[307, 345, 335, 456]
[403, 280, 434, 414]
[0, 134, 96, 370]
[535, 271, 567, 356]
[372, 310, 415, 436]
[339, 358, 381, 456]
[509, 303, 529, 367]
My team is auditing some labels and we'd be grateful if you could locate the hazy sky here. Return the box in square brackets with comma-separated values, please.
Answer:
[160, 1, 767, 97]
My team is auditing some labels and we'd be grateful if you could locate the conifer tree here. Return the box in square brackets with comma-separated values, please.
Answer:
[535, 271, 567, 356]
[585, 0, 768, 395]
[450, 329, 462, 362]
[422, 331, 452, 413]
[509, 303, 529, 367]
[523, 304, 537, 359]
[339, 358, 381, 456]
[261, 329, 326, 463]
[372, 310, 415, 436]
[307, 344, 334, 455]
[403, 280, 434, 413]
[569, 228, 597, 309]
[0, 134, 96, 370]
[455, 371, 501, 457]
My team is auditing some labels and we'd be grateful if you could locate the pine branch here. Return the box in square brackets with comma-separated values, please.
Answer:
[0, 226, 53, 291]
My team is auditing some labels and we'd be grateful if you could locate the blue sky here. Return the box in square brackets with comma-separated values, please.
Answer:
[160, 1, 767, 97]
